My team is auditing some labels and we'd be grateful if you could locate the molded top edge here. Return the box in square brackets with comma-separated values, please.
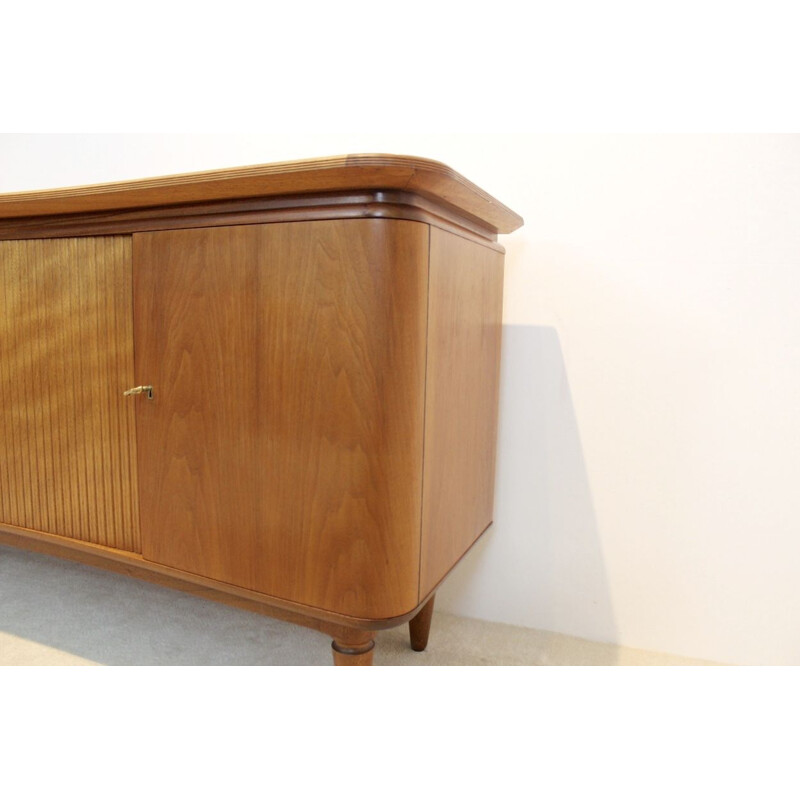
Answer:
[0, 154, 524, 234]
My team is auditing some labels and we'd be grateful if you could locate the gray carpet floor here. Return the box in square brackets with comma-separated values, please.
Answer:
[0, 545, 715, 666]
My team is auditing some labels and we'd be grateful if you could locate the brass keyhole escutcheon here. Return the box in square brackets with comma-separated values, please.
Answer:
[123, 385, 154, 400]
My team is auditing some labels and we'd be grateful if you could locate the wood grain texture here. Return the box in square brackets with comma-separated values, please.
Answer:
[0, 237, 140, 551]
[134, 219, 429, 619]
[331, 631, 376, 666]
[419, 228, 505, 597]
[409, 594, 436, 652]
[0, 155, 524, 234]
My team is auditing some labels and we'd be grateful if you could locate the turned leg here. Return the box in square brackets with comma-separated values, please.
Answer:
[331, 629, 376, 666]
[409, 594, 436, 652]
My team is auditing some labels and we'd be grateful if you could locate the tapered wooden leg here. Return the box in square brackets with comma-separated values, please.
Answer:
[409, 594, 436, 652]
[331, 629, 376, 666]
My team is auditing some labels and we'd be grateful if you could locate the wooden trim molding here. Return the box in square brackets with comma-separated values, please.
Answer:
[0, 189, 506, 250]
[0, 154, 524, 235]
[0, 518, 492, 633]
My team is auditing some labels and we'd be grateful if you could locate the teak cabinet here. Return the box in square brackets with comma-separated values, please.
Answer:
[0, 155, 523, 665]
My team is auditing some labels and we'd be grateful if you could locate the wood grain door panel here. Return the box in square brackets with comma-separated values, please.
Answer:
[133, 219, 428, 619]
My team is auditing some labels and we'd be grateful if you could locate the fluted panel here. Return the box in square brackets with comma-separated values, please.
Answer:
[0, 237, 140, 551]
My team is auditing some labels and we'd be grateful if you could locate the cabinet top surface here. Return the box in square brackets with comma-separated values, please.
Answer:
[0, 154, 524, 234]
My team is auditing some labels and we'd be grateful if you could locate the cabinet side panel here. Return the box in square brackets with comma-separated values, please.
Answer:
[0, 238, 141, 551]
[134, 219, 427, 619]
[420, 228, 504, 596]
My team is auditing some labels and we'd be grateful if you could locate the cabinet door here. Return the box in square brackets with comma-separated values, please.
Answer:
[132, 220, 428, 618]
[0, 237, 141, 550]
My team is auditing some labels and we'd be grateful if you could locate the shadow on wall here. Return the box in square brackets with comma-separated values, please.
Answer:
[437, 324, 619, 660]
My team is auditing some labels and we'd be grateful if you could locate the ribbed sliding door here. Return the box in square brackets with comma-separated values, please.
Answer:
[0, 237, 141, 551]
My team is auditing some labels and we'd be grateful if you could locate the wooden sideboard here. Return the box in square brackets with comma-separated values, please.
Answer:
[0, 154, 523, 665]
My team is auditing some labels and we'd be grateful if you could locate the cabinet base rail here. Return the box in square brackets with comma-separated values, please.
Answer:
[0, 523, 441, 666]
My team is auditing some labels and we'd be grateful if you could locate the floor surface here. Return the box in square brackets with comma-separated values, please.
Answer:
[0, 544, 717, 666]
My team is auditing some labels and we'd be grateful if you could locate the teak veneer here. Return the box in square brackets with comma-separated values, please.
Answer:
[0, 154, 523, 665]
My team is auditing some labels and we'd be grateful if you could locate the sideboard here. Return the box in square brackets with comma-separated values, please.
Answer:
[0, 154, 523, 665]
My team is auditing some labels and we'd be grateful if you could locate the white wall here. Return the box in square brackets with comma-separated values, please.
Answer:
[2, 134, 798, 665]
